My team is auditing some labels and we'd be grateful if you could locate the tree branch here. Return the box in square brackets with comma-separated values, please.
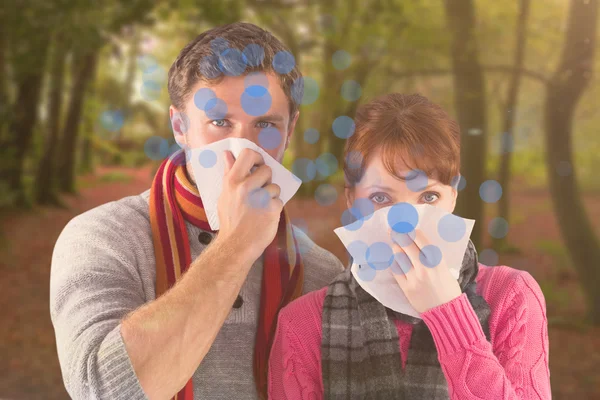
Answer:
[247, 0, 310, 9]
[489, 76, 507, 112]
[298, 40, 318, 51]
[387, 64, 550, 85]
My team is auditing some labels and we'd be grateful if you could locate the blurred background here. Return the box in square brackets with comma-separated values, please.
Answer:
[0, 0, 599, 398]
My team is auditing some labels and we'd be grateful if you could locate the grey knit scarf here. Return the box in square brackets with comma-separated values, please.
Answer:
[321, 240, 491, 399]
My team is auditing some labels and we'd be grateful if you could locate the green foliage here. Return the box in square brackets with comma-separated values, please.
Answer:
[494, 241, 522, 255]
[98, 171, 134, 184]
[2, 0, 599, 211]
[90, 135, 151, 168]
[539, 280, 572, 314]
[535, 239, 568, 258]
[329, 169, 345, 186]
[281, 149, 294, 171]
[0, 182, 18, 210]
[484, 204, 526, 225]
[122, 151, 151, 168]
[535, 239, 572, 276]
[91, 136, 122, 163]
[486, 147, 600, 193]
[181, 0, 243, 26]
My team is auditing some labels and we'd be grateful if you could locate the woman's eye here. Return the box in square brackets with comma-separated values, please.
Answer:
[257, 121, 273, 129]
[211, 119, 228, 127]
[421, 192, 440, 203]
[370, 193, 390, 204]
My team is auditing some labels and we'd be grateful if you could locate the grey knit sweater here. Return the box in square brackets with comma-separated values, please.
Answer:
[49, 190, 344, 400]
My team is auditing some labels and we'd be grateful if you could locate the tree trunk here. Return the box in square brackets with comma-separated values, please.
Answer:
[543, 0, 600, 324]
[79, 128, 94, 174]
[322, 0, 386, 177]
[115, 28, 140, 141]
[0, 13, 8, 143]
[35, 33, 68, 205]
[494, 0, 531, 251]
[79, 90, 97, 175]
[444, 0, 488, 249]
[253, 5, 316, 179]
[297, 37, 340, 197]
[58, 48, 100, 193]
[328, 61, 371, 163]
[295, 0, 339, 197]
[0, 35, 51, 206]
[79, 48, 101, 176]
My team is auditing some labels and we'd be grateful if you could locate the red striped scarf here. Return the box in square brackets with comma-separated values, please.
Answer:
[149, 149, 304, 399]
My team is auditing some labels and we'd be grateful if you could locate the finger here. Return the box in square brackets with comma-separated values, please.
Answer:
[244, 164, 273, 190]
[389, 229, 417, 251]
[389, 228, 413, 280]
[397, 229, 423, 273]
[390, 258, 410, 282]
[411, 229, 446, 270]
[404, 229, 445, 270]
[392, 270, 409, 287]
[269, 197, 284, 213]
[263, 183, 281, 199]
[230, 148, 265, 179]
[223, 150, 235, 175]
[410, 228, 431, 252]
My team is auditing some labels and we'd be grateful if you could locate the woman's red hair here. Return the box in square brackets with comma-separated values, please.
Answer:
[344, 93, 461, 188]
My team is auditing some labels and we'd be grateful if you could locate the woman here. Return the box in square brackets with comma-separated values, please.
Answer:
[268, 94, 550, 399]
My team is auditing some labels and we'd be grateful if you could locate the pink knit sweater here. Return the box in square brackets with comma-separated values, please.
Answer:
[268, 265, 551, 399]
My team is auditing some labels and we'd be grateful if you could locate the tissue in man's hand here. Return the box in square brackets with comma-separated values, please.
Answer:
[334, 203, 475, 318]
[189, 138, 301, 230]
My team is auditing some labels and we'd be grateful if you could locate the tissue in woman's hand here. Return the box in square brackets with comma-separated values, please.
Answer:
[333, 203, 475, 318]
[189, 138, 302, 230]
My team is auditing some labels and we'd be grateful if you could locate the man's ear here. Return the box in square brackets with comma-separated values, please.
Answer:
[284, 111, 300, 151]
[170, 105, 189, 148]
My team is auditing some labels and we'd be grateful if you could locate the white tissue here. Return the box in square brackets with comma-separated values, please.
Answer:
[189, 138, 302, 230]
[334, 204, 475, 318]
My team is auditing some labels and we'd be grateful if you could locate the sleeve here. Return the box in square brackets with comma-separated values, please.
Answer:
[268, 309, 323, 400]
[49, 213, 149, 400]
[421, 272, 551, 399]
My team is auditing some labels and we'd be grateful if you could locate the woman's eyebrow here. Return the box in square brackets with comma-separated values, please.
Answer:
[396, 172, 442, 191]
[421, 182, 441, 190]
[365, 184, 396, 192]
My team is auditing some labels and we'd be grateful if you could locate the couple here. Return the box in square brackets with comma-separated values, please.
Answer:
[50, 22, 550, 400]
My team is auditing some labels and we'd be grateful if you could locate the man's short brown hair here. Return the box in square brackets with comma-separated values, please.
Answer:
[168, 22, 303, 116]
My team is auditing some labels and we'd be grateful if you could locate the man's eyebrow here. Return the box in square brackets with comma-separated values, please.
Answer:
[252, 114, 286, 123]
[204, 113, 234, 120]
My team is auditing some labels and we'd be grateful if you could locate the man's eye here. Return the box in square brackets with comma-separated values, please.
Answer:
[257, 121, 273, 129]
[370, 193, 390, 204]
[421, 192, 440, 203]
[211, 119, 228, 127]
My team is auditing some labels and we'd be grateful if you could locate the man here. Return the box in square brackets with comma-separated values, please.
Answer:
[50, 22, 344, 400]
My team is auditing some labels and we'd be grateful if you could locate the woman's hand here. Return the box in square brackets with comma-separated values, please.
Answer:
[390, 229, 462, 314]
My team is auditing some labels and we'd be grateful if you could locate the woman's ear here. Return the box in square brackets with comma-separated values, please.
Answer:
[450, 187, 458, 213]
[345, 187, 355, 209]
[170, 106, 189, 148]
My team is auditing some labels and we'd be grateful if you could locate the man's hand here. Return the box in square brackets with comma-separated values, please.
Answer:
[216, 148, 283, 259]
[118, 149, 286, 399]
